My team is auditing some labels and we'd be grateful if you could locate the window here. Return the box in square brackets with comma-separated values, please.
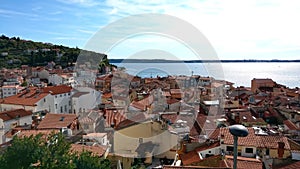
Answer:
[139, 138, 143, 143]
[69, 100, 71, 106]
[60, 94, 62, 97]
[226, 146, 234, 152]
[245, 148, 253, 153]
[55, 104, 57, 109]
[55, 95, 57, 98]
[68, 92, 70, 96]
[64, 93, 66, 96]
[266, 149, 270, 155]
[44, 98, 46, 102]
[60, 106, 63, 113]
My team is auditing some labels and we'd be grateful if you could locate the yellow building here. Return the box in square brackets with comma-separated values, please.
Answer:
[111, 120, 178, 168]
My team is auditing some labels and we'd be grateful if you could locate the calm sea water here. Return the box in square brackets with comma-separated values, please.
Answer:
[115, 62, 300, 88]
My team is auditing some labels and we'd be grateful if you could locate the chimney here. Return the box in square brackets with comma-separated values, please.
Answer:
[235, 112, 240, 124]
[278, 142, 285, 158]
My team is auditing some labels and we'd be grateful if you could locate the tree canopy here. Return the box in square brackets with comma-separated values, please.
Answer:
[0, 133, 110, 169]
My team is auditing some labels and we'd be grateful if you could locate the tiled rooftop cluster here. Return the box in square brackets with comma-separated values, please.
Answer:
[1, 65, 300, 168]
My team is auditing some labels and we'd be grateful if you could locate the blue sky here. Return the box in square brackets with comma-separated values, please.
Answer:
[1, 0, 300, 60]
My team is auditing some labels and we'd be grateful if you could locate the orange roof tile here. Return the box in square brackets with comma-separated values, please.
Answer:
[18, 129, 59, 138]
[37, 113, 77, 129]
[283, 120, 299, 130]
[42, 85, 72, 95]
[0, 109, 32, 121]
[195, 142, 220, 152]
[278, 160, 300, 169]
[220, 127, 290, 150]
[2, 87, 48, 106]
[180, 150, 201, 165]
[115, 113, 148, 130]
[224, 155, 263, 169]
[71, 144, 107, 157]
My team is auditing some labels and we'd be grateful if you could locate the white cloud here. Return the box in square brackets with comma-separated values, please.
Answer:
[101, 0, 300, 59]
[56, 0, 100, 7]
[0, 9, 38, 17]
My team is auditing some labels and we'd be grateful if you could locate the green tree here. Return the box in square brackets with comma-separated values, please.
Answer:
[98, 55, 109, 74]
[0, 133, 110, 169]
[73, 151, 110, 169]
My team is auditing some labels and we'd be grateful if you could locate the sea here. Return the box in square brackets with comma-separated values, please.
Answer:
[114, 62, 300, 88]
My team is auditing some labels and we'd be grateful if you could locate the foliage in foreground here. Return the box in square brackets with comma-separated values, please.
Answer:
[0, 133, 110, 169]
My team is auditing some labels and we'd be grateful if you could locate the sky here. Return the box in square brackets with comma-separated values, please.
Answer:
[1, 0, 300, 60]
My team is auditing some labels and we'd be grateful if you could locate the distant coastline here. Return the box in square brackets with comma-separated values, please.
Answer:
[109, 59, 300, 63]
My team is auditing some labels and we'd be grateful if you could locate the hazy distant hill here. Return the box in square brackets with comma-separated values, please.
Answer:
[0, 35, 106, 69]
[109, 59, 300, 63]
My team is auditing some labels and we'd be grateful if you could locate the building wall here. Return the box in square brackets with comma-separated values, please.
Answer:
[269, 149, 290, 159]
[241, 146, 257, 158]
[0, 119, 4, 144]
[38, 70, 49, 79]
[0, 104, 36, 112]
[48, 74, 63, 85]
[72, 87, 101, 115]
[53, 92, 72, 114]
[114, 121, 178, 159]
[198, 146, 221, 158]
[0, 115, 32, 144]
[292, 152, 300, 160]
[221, 144, 256, 158]
[1, 86, 17, 98]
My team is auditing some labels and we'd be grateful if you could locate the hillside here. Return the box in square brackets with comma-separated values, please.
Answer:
[0, 35, 106, 69]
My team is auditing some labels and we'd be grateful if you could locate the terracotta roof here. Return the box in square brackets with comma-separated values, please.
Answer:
[130, 101, 146, 111]
[37, 113, 77, 129]
[209, 128, 220, 140]
[102, 92, 112, 98]
[278, 160, 300, 169]
[0, 109, 32, 121]
[224, 155, 263, 169]
[195, 141, 221, 152]
[257, 135, 290, 150]
[170, 89, 182, 94]
[237, 111, 266, 124]
[115, 112, 148, 130]
[2, 87, 49, 106]
[18, 129, 59, 138]
[161, 113, 201, 137]
[288, 138, 300, 152]
[221, 127, 290, 150]
[180, 150, 201, 165]
[104, 108, 126, 128]
[42, 85, 72, 95]
[71, 144, 107, 157]
[252, 78, 275, 85]
[163, 91, 171, 97]
[167, 98, 180, 105]
[283, 120, 299, 130]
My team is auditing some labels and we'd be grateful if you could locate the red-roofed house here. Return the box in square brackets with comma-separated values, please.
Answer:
[113, 120, 178, 164]
[220, 127, 291, 159]
[251, 78, 275, 92]
[37, 113, 79, 136]
[0, 85, 73, 114]
[0, 109, 32, 144]
[71, 144, 109, 158]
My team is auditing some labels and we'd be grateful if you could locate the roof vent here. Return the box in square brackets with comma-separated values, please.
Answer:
[60, 116, 65, 121]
